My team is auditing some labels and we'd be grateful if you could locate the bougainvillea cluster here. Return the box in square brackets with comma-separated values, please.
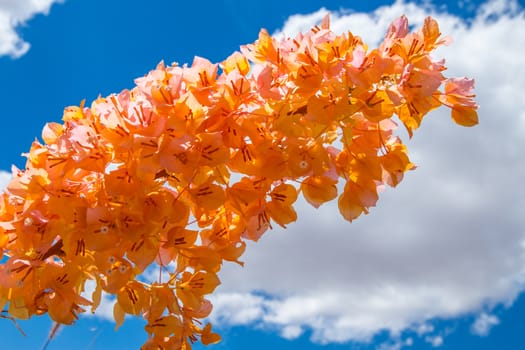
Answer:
[0, 15, 477, 349]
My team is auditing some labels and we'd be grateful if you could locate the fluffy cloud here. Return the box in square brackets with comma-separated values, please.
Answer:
[81, 280, 115, 321]
[0, 170, 11, 190]
[377, 337, 414, 350]
[209, 292, 266, 325]
[209, 0, 525, 346]
[0, 0, 63, 58]
[471, 312, 500, 336]
[425, 335, 444, 347]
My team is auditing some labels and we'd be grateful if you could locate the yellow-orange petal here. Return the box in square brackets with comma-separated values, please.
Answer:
[301, 176, 338, 208]
[451, 106, 478, 127]
[190, 182, 226, 212]
[145, 315, 182, 338]
[113, 302, 125, 331]
[41, 122, 64, 144]
[201, 323, 222, 345]
[267, 201, 297, 227]
[338, 190, 366, 222]
[270, 183, 298, 206]
[222, 51, 250, 75]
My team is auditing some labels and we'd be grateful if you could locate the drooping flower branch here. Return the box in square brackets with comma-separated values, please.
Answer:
[0, 15, 477, 349]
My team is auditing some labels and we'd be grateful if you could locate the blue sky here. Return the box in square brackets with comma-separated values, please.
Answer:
[1, 0, 525, 349]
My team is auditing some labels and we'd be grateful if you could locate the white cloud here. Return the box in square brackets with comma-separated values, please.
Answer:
[210, 0, 525, 346]
[280, 325, 304, 340]
[274, 1, 435, 47]
[425, 335, 444, 347]
[0, 170, 11, 190]
[471, 312, 500, 336]
[377, 341, 403, 350]
[416, 323, 434, 336]
[377, 336, 413, 350]
[208, 292, 266, 325]
[81, 280, 116, 322]
[0, 0, 63, 58]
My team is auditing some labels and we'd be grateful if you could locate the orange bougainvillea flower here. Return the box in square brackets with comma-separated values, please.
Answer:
[0, 14, 477, 349]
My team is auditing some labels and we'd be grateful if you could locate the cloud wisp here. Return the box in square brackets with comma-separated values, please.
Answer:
[471, 313, 500, 336]
[208, 0, 525, 346]
[0, 0, 63, 58]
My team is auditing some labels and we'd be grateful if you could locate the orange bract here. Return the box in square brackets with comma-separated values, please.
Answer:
[0, 14, 477, 349]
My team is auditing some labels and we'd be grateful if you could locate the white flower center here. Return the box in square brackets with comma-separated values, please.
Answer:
[24, 217, 33, 227]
